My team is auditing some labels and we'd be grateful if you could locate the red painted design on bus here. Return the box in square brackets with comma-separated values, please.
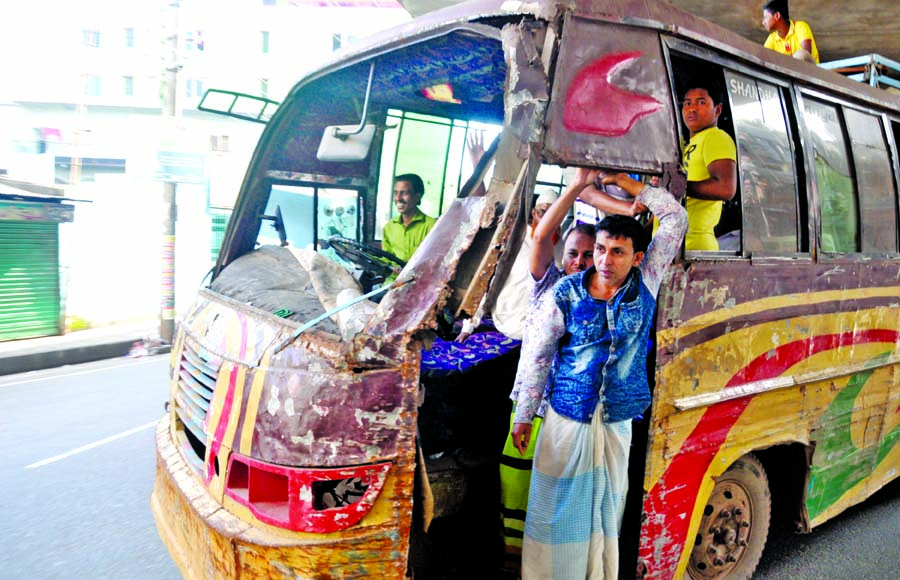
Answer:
[562, 51, 662, 136]
[206, 315, 249, 483]
[640, 329, 900, 577]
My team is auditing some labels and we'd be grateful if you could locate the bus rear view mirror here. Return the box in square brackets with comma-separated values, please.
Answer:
[317, 124, 376, 162]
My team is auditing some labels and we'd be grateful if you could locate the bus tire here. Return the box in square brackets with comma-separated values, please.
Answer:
[687, 453, 770, 580]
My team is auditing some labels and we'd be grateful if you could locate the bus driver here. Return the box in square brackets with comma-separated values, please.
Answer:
[382, 173, 436, 263]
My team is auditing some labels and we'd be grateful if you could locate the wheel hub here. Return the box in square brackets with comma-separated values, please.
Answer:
[688, 481, 753, 578]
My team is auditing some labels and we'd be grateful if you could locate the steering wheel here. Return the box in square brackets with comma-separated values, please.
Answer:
[327, 236, 406, 279]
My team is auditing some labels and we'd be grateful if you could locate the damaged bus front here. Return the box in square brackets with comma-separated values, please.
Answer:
[151, 3, 573, 578]
[149, 0, 683, 575]
[152, 0, 900, 578]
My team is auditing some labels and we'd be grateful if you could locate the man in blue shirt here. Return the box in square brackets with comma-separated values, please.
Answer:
[511, 172, 687, 579]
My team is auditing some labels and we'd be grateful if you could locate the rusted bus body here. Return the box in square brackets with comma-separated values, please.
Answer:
[151, 0, 900, 578]
[640, 260, 900, 579]
[153, 289, 421, 578]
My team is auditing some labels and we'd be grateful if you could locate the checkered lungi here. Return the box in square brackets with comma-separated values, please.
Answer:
[522, 405, 632, 579]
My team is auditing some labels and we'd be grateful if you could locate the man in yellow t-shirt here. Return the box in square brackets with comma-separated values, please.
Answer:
[382, 173, 436, 263]
[762, 0, 820, 64]
[681, 80, 737, 251]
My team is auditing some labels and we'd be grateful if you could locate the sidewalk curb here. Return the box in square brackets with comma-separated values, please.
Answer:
[0, 340, 172, 376]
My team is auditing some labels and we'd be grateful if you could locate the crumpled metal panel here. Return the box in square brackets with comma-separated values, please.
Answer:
[361, 196, 488, 342]
[357, 25, 551, 348]
[180, 289, 283, 368]
[544, 14, 678, 172]
[252, 350, 417, 467]
[153, 414, 415, 580]
[177, 290, 419, 469]
[502, 24, 550, 146]
[461, 159, 535, 319]
[453, 24, 549, 318]
[479, 160, 532, 317]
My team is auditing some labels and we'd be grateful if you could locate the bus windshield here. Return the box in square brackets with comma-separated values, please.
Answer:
[206, 25, 514, 336]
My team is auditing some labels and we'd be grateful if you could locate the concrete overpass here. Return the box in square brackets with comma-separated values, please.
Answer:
[398, 0, 900, 65]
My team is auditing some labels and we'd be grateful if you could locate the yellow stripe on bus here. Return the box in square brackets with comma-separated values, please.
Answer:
[658, 286, 900, 348]
[240, 349, 272, 455]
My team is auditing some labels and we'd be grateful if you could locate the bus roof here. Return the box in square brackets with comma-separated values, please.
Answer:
[297, 0, 900, 114]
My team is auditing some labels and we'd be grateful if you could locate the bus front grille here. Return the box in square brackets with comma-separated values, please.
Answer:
[173, 339, 221, 472]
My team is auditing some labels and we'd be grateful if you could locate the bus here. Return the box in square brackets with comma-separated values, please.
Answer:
[150, 0, 900, 578]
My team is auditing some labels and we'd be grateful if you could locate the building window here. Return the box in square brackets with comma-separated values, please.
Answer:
[82, 29, 101, 48]
[210, 209, 233, 263]
[124, 27, 135, 48]
[185, 30, 204, 52]
[186, 79, 204, 98]
[331, 33, 357, 51]
[261, 31, 270, 54]
[210, 135, 230, 153]
[123, 76, 134, 96]
[54, 156, 126, 184]
[260, 78, 269, 98]
[84, 75, 101, 96]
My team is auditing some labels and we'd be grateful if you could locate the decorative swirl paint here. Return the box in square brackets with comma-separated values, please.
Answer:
[562, 51, 662, 137]
[806, 352, 900, 521]
[639, 329, 900, 579]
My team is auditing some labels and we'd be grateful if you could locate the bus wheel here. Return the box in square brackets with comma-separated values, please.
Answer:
[687, 453, 770, 580]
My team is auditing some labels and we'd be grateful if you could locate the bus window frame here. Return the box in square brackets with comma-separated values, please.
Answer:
[723, 70, 805, 259]
[783, 83, 814, 256]
[843, 106, 900, 255]
[662, 37, 811, 262]
[886, 115, 900, 252]
[797, 88, 900, 260]
[374, 111, 501, 243]
[257, 175, 367, 251]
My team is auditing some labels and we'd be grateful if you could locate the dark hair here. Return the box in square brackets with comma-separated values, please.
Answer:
[394, 173, 425, 195]
[596, 214, 648, 253]
[683, 77, 724, 107]
[562, 222, 596, 244]
[763, 0, 789, 20]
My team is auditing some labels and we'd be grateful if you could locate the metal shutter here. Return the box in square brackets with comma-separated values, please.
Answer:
[0, 221, 62, 341]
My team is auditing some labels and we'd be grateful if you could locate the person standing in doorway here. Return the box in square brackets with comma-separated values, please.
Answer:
[511, 173, 687, 579]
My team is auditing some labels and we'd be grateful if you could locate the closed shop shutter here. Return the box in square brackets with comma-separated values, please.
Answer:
[0, 221, 61, 341]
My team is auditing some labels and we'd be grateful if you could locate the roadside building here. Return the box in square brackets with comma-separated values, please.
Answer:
[0, 177, 75, 341]
[0, 0, 410, 330]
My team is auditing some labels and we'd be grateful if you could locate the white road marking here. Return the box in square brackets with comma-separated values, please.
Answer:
[0, 355, 167, 389]
[25, 420, 159, 469]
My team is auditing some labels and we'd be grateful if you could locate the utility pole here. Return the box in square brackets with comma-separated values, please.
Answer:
[160, 1, 180, 344]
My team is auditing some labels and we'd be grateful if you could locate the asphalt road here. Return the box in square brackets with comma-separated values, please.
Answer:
[754, 474, 900, 580]
[0, 356, 179, 580]
[1, 355, 898, 580]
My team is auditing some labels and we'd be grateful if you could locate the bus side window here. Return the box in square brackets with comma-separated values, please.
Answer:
[802, 98, 860, 254]
[844, 108, 899, 253]
[725, 71, 799, 254]
[892, 120, 900, 250]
